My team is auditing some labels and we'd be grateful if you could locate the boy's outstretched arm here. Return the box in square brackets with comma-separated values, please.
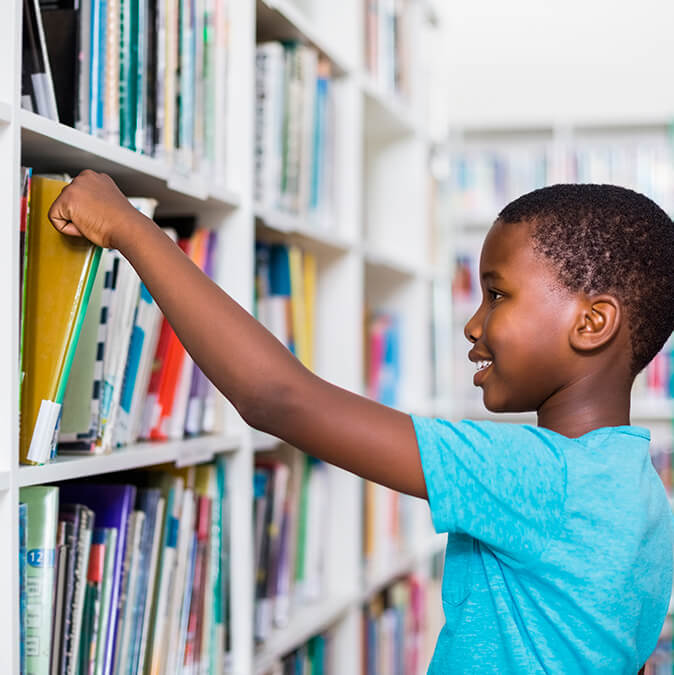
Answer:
[49, 171, 427, 498]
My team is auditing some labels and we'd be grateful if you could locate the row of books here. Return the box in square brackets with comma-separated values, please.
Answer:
[362, 575, 426, 675]
[19, 172, 219, 465]
[364, 0, 412, 99]
[253, 447, 328, 642]
[255, 42, 335, 228]
[449, 143, 674, 221]
[22, 0, 229, 178]
[634, 340, 674, 401]
[255, 242, 317, 371]
[19, 458, 230, 675]
[366, 312, 401, 407]
[267, 633, 331, 675]
[363, 481, 415, 576]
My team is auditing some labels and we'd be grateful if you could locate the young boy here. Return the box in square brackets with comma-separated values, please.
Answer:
[49, 175, 673, 673]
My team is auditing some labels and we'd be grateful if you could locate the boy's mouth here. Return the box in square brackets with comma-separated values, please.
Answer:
[473, 360, 493, 386]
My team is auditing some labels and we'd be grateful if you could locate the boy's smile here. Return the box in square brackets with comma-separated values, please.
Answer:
[465, 219, 583, 414]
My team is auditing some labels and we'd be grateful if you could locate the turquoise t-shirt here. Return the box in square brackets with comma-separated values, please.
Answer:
[412, 417, 673, 674]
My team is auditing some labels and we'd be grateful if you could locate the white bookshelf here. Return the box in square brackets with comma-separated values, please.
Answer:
[2, 0, 449, 674]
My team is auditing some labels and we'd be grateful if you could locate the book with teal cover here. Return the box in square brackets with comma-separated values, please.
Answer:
[20, 485, 59, 675]
[19, 502, 28, 675]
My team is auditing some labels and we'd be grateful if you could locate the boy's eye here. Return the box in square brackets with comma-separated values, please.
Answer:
[487, 289, 504, 303]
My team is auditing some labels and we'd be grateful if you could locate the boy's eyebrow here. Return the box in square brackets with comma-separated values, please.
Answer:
[481, 270, 504, 282]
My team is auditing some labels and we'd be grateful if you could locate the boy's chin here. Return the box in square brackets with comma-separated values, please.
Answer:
[482, 389, 533, 414]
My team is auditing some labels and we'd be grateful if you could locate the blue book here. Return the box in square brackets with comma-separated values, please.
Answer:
[58, 483, 136, 675]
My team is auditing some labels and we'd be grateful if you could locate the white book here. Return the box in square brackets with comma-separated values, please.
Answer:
[212, 0, 229, 186]
[135, 497, 165, 675]
[147, 477, 184, 675]
[98, 252, 141, 451]
[113, 510, 145, 675]
[165, 487, 196, 674]
[300, 461, 327, 602]
[298, 45, 317, 217]
[255, 42, 285, 210]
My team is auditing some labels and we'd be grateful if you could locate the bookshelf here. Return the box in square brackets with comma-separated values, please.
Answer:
[3, 0, 448, 673]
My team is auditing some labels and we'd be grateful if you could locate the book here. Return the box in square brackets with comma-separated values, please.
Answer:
[112, 509, 145, 674]
[57, 502, 95, 675]
[20, 175, 102, 465]
[95, 527, 118, 675]
[21, 0, 59, 119]
[78, 528, 106, 674]
[19, 502, 28, 675]
[20, 485, 59, 675]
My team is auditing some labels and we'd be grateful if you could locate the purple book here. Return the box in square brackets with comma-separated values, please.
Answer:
[58, 483, 136, 675]
[185, 231, 218, 436]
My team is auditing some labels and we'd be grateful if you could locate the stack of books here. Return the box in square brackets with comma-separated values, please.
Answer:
[18, 458, 230, 675]
[255, 242, 316, 371]
[366, 313, 401, 407]
[255, 42, 335, 228]
[21, 0, 230, 179]
[253, 446, 328, 642]
[363, 575, 427, 675]
[19, 172, 220, 465]
[364, 0, 412, 98]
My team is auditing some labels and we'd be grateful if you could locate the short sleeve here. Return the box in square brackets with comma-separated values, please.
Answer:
[412, 416, 567, 563]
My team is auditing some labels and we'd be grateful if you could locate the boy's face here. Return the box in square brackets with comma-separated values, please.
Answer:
[464, 219, 581, 413]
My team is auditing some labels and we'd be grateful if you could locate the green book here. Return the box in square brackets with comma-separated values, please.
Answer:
[20, 485, 59, 675]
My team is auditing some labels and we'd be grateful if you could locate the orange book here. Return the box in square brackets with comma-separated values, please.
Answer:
[20, 176, 101, 464]
[149, 229, 209, 440]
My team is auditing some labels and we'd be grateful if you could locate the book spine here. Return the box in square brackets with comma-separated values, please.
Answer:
[21, 486, 59, 675]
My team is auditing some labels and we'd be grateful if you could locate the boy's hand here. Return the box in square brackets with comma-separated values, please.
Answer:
[48, 170, 141, 249]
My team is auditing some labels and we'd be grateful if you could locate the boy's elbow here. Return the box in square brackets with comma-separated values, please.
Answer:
[235, 378, 299, 435]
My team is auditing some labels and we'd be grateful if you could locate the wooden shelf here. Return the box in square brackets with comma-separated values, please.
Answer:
[18, 433, 241, 487]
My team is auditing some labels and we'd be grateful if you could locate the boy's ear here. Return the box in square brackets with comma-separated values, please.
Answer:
[569, 295, 622, 352]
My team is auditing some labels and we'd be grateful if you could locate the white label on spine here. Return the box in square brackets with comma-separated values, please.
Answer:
[27, 400, 62, 463]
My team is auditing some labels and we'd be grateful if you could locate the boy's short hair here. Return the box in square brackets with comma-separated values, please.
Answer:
[497, 184, 674, 375]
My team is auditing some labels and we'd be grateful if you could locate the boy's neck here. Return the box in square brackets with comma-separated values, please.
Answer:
[535, 374, 632, 438]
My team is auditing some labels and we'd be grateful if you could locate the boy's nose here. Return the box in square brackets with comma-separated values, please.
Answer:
[464, 308, 482, 343]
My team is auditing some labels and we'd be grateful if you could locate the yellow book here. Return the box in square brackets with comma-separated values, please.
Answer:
[302, 252, 316, 372]
[20, 176, 101, 464]
[288, 246, 308, 368]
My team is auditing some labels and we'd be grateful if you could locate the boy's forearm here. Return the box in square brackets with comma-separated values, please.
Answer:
[117, 213, 307, 427]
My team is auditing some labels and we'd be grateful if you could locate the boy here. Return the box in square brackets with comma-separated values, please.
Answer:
[49, 175, 673, 673]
